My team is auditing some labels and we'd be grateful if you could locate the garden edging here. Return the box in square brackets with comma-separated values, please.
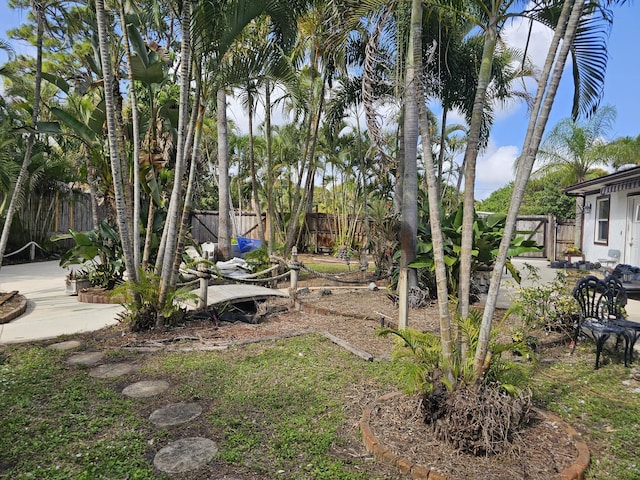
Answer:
[360, 391, 590, 480]
[0, 293, 27, 324]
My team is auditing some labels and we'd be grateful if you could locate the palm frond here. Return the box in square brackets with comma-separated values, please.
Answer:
[528, 0, 612, 120]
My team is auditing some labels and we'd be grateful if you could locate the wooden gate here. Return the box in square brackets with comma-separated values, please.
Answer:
[514, 215, 551, 259]
[513, 216, 576, 261]
[190, 210, 265, 243]
[555, 220, 576, 261]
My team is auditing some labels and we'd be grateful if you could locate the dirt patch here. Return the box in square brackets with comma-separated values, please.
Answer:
[95, 288, 441, 358]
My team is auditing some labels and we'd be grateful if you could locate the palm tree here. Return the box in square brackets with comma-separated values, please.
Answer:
[396, 0, 422, 329]
[0, 1, 45, 269]
[216, 87, 232, 260]
[475, 0, 627, 375]
[456, 0, 508, 326]
[537, 105, 616, 184]
[156, 0, 192, 317]
[118, 0, 142, 268]
[280, 0, 339, 255]
[599, 133, 640, 169]
[536, 104, 616, 248]
[94, 0, 137, 284]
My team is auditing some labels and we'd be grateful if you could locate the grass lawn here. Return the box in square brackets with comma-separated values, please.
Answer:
[0, 335, 402, 479]
[1, 332, 640, 479]
[530, 347, 640, 480]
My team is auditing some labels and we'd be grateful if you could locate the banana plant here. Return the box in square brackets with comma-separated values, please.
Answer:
[51, 220, 125, 289]
[410, 204, 541, 295]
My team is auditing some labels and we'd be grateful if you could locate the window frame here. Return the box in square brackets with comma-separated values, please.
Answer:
[594, 196, 610, 245]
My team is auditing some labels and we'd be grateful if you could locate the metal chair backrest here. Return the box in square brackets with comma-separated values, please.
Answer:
[572, 275, 609, 322]
[608, 249, 621, 262]
[603, 274, 627, 320]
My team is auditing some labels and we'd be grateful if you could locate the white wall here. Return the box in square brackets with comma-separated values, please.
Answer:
[582, 190, 640, 264]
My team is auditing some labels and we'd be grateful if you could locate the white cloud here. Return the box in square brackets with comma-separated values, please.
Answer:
[475, 141, 520, 199]
[227, 85, 293, 135]
[502, 15, 554, 70]
[488, 11, 556, 123]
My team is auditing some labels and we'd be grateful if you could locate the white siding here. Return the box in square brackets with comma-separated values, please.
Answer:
[582, 189, 640, 265]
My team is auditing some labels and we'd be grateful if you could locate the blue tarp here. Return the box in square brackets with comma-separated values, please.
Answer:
[236, 237, 262, 253]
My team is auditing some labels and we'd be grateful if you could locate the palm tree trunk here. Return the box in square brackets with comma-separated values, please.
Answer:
[399, 0, 421, 305]
[265, 80, 275, 255]
[94, 0, 137, 285]
[437, 108, 448, 200]
[87, 161, 100, 230]
[474, 0, 581, 375]
[294, 81, 326, 248]
[0, 1, 44, 269]
[217, 88, 232, 260]
[415, 28, 454, 368]
[285, 77, 326, 254]
[142, 197, 155, 270]
[394, 119, 404, 215]
[172, 79, 204, 286]
[119, 0, 142, 270]
[158, 0, 192, 324]
[458, 11, 499, 323]
[247, 95, 265, 243]
[420, 107, 455, 364]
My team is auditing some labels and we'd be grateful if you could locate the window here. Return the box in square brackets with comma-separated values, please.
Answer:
[595, 197, 610, 243]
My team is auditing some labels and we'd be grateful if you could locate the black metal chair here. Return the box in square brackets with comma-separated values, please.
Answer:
[603, 275, 640, 364]
[572, 275, 629, 369]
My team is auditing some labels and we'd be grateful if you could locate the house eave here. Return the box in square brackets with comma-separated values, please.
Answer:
[563, 166, 640, 197]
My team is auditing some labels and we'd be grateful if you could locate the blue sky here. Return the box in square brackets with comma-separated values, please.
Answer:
[0, 2, 637, 199]
[474, 4, 640, 198]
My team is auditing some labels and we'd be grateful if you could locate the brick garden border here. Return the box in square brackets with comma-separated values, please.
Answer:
[360, 392, 591, 480]
[0, 293, 27, 324]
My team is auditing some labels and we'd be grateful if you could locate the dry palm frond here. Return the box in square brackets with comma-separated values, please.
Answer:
[362, 6, 393, 165]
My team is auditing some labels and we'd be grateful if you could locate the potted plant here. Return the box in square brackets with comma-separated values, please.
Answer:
[564, 246, 584, 265]
[52, 220, 126, 291]
[65, 269, 91, 295]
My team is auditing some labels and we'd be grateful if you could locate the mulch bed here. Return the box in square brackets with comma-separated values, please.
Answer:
[366, 392, 583, 480]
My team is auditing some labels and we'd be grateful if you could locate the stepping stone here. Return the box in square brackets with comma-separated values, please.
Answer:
[149, 402, 203, 427]
[89, 362, 138, 378]
[65, 351, 105, 366]
[47, 340, 82, 351]
[122, 380, 169, 398]
[153, 437, 218, 474]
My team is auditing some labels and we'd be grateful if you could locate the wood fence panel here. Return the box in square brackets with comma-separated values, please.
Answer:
[555, 221, 576, 260]
[304, 213, 368, 253]
[50, 192, 104, 235]
[514, 216, 549, 258]
[190, 210, 265, 244]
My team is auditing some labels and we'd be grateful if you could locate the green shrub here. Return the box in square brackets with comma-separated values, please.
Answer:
[378, 307, 533, 396]
[111, 268, 198, 331]
[504, 265, 580, 336]
[52, 220, 125, 289]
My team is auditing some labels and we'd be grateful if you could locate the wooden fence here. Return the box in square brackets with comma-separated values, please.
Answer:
[3, 191, 105, 256]
[34, 197, 577, 261]
[190, 211, 576, 260]
[303, 213, 368, 253]
[555, 220, 577, 260]
[52, 192, 104, 234]
[190, 210, 265, 244]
